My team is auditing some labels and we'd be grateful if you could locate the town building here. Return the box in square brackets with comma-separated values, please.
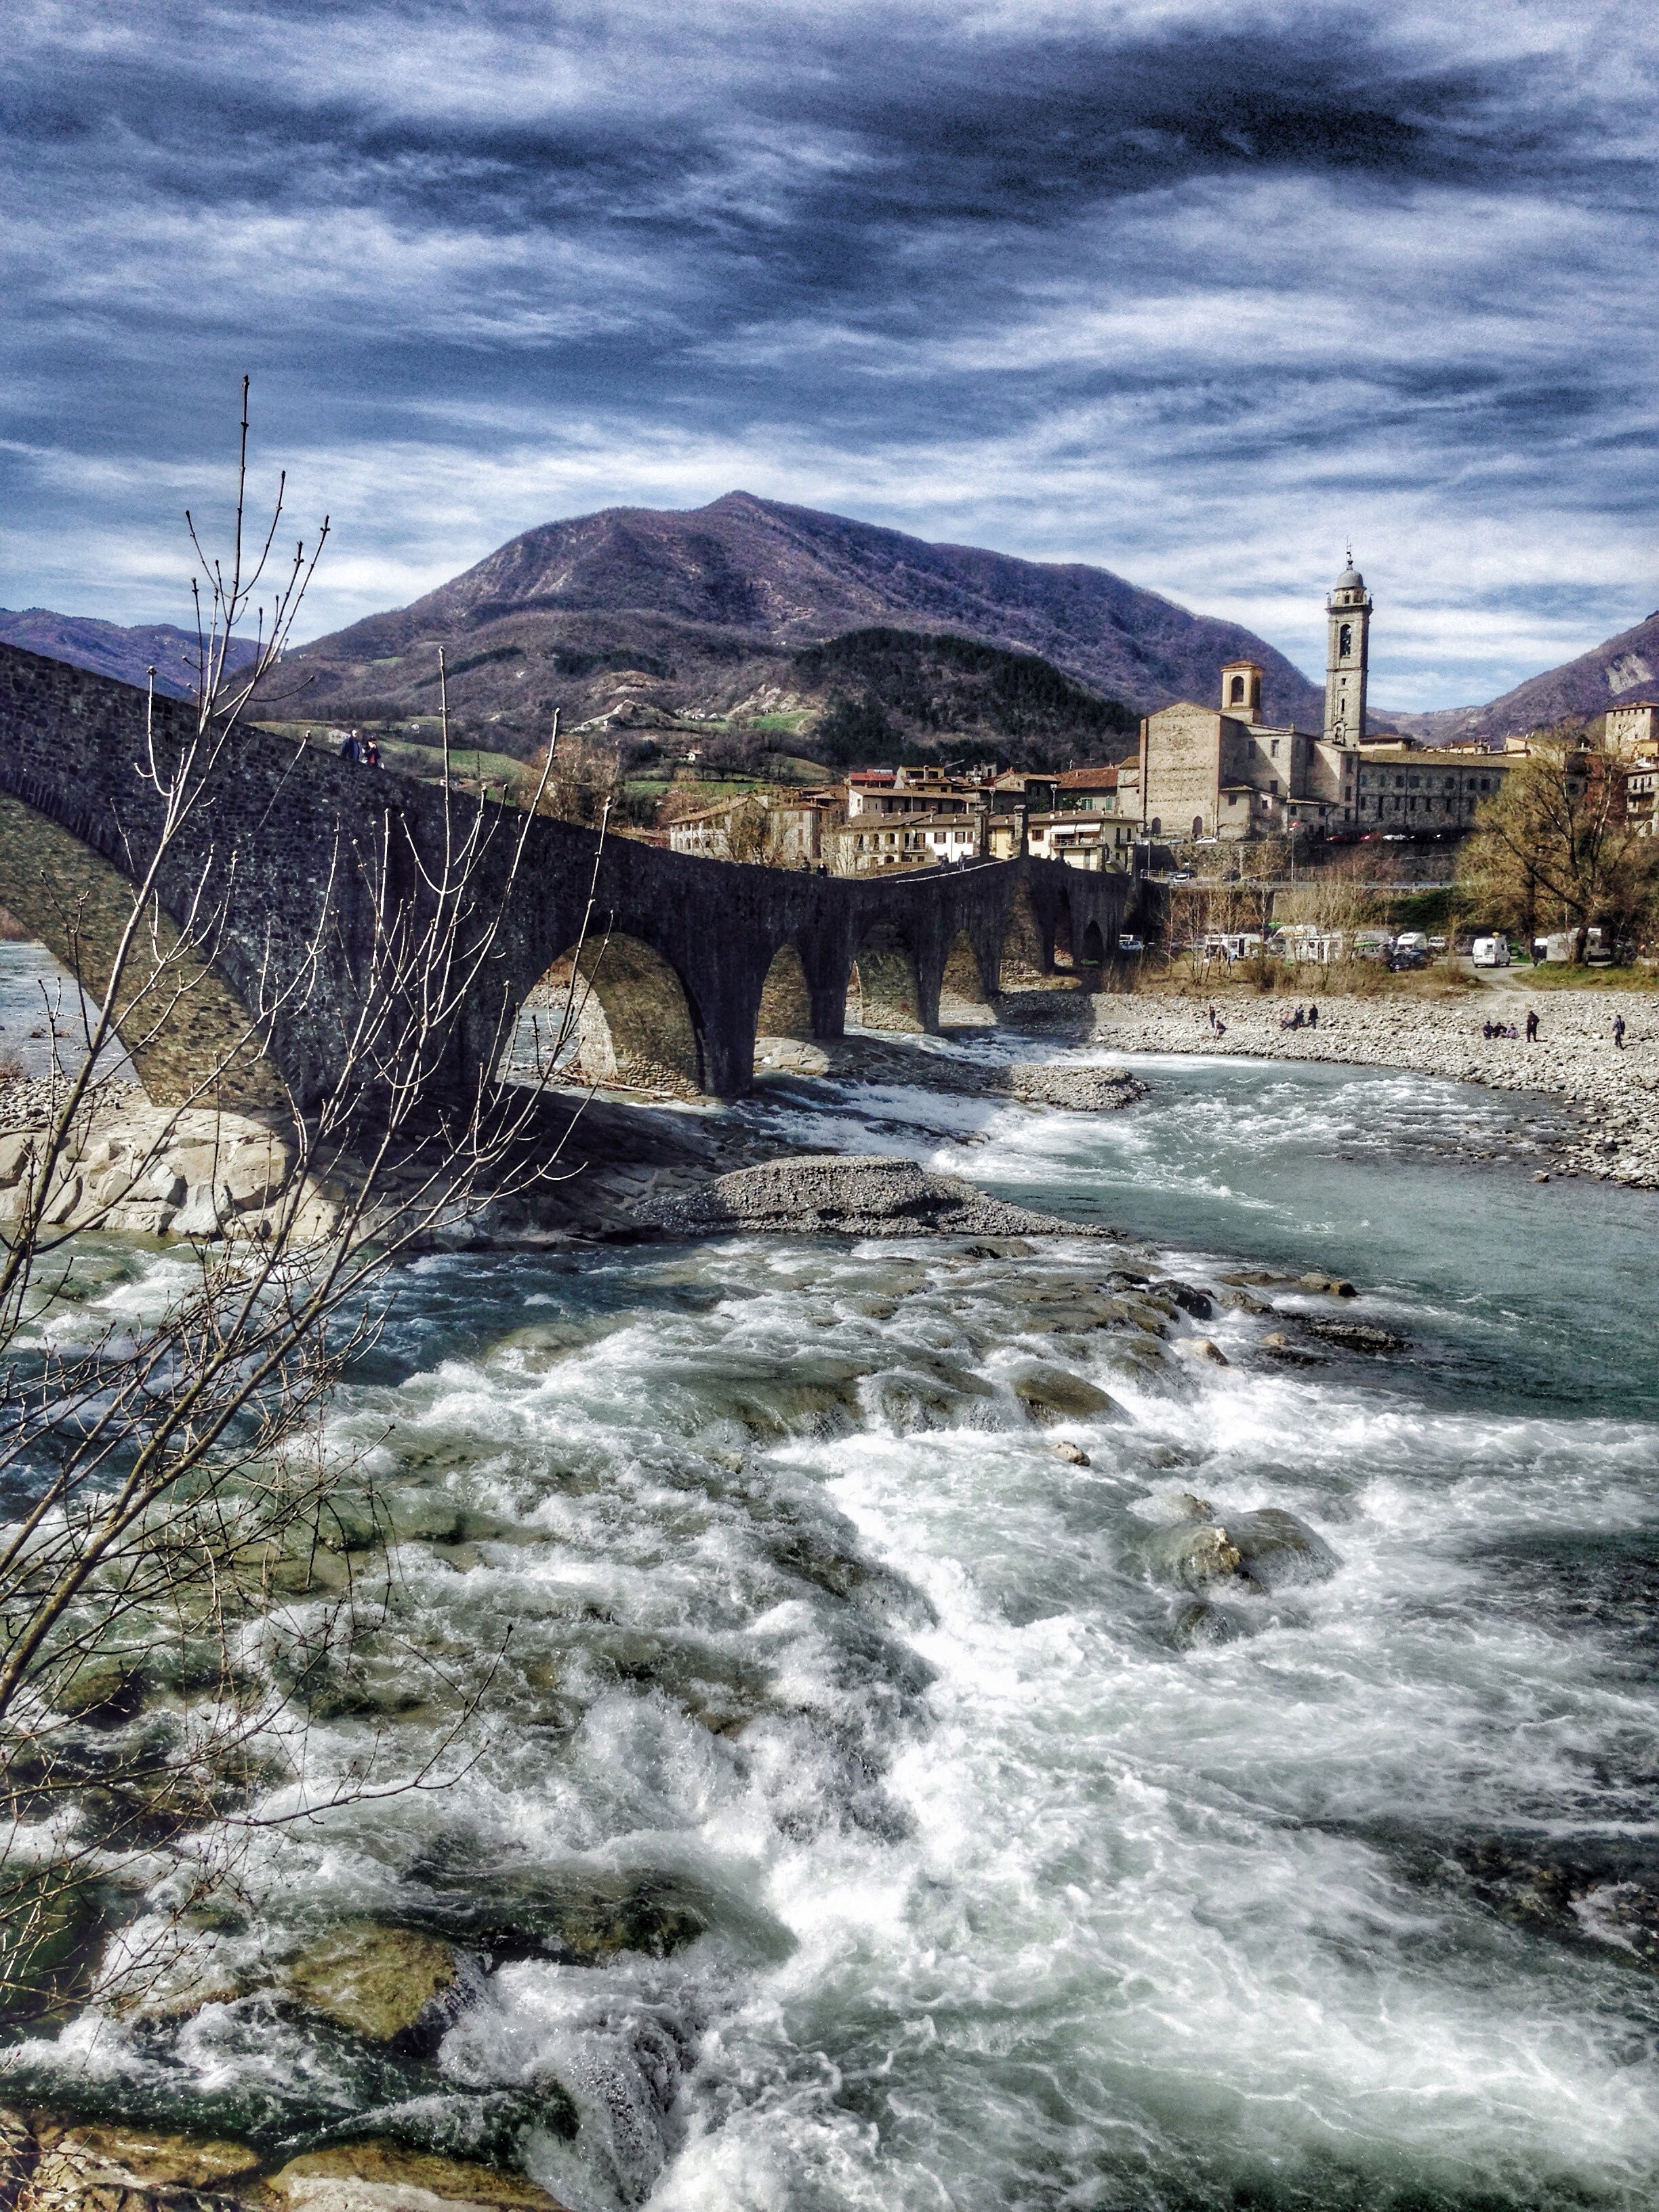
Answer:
[843, 766, 983, 820]
[1025, 812, 1142, 869]
[827, 812, 985, 873]
[1138, 649, 1359, 842]
[1136, 561, 1514, 843]
[1351, 747, 1507, 830]
[666, 791, 832, 865]
[1607, 701, 1659, 759]
[1053, 764, 1132, 815]
[1627, 758, 1659, 836]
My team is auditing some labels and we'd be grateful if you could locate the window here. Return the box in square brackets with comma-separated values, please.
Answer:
[1339, 623, 1353, 655]
[1269, 781, 1279, 796]
[1270, 739, 1280, 758]
[1229, 675, 1245, 705]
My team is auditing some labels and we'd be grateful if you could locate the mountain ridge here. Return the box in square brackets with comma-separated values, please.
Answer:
[0, 609, 258, 699]
[246, 492, 1327, 746]
[1385, 609, 1659, 746]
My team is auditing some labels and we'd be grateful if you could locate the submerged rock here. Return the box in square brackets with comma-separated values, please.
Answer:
[1223, 1507, 1342, 1588]
[1300, 1317, 1407, 1355]
[1259, 1329, 1331, 1366]
[1217, 1267, 1358, 1297]
[288, 1925, 461, 2043]
[1168, 1601, 1253, 1650]
[1132, 1502, 1340, 1595]
[635, 1156, 1111, 1240]
[31, 2127, 260, 2192]
[1011, 1365, 1122, 1423]
[1134, 1522, 1244, 1591]
[1172, 1336, 1229, 1367]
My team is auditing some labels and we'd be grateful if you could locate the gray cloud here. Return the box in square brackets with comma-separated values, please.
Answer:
[3, 0, 1657, 708]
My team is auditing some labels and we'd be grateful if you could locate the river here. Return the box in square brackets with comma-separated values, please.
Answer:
[8, 1027, 1659, 2211]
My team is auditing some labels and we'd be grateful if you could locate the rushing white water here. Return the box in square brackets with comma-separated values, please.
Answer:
[9, 1038, 1659, 2211]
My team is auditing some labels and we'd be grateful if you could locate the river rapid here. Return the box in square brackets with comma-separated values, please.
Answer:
[10, 1033, 1659, 2212]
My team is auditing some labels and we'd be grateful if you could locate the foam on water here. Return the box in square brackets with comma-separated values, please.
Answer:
[9, 1046, 1659, 2209]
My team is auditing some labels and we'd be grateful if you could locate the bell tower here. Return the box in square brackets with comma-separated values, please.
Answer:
[1325, 552, 1371, 746]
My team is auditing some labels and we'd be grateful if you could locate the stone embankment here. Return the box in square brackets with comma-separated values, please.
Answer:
[1072, 989, 1659, 1189]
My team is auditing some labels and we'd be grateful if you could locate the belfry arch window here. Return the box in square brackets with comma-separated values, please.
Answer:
[1229, 674, 1245, 705]
[1338, 623, 1353, 656]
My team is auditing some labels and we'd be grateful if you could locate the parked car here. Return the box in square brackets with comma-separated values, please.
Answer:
[1118, 934, 1144, 954]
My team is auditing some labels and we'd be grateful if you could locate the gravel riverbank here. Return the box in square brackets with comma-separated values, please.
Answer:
[1076, 987, 1659, 1189]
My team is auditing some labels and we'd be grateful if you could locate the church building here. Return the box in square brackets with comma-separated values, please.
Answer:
[1136, 562, 1372, 842]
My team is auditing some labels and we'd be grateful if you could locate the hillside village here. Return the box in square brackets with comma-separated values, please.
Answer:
[656, 562, 1659, 875]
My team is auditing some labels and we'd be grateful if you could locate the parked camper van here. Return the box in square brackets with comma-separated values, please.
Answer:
[1471, 936, 1511, 968]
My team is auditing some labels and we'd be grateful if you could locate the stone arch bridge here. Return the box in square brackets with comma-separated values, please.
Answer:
[0, 644, 1151, 1108]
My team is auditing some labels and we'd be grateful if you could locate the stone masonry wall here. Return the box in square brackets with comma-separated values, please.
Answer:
[1, 642, 1150, 1103]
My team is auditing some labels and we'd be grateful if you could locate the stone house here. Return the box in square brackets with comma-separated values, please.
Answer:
[1054, 764, 1135, 817]
[666, 791, 830, 865]
[827, 811, 983, 872]
[1607, 701, 1659, 760]
[1025, 811, 1141, 870]
[1351, 747, 1507, 830]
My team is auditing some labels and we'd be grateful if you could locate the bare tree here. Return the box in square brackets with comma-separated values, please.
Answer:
[1460, 728, 1659, 960]
[0, 386, 600, 2023]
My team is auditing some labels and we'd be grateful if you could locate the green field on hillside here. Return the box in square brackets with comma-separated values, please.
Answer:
[255, 723, 525, 788]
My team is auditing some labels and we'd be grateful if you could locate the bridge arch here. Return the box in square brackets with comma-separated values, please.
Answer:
[518, 933, 703, 1096]
[939, 927, 994, 1025]
[846, 923, 924, 1033]
[0, 787, 284, 1110]
[756, 942, 814, 1042]
[997, 881, 1048, 991]
[1080, 918, 1107, 968]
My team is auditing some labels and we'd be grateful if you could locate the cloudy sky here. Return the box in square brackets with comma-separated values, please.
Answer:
[4, 0, 1658, 710]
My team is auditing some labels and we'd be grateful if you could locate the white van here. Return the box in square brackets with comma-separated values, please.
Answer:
[1471, 936, 1511, 968]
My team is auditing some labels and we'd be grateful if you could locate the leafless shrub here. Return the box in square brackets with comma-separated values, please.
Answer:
[0, 384, 599, 2026]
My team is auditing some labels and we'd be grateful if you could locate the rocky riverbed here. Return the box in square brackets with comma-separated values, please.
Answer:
[1042, 987, 1659, 1189]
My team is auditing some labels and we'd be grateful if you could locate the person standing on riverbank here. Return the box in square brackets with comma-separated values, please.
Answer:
[1613, 1012, 1626, 1050]
[1525, 1009, 1539, 1042]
